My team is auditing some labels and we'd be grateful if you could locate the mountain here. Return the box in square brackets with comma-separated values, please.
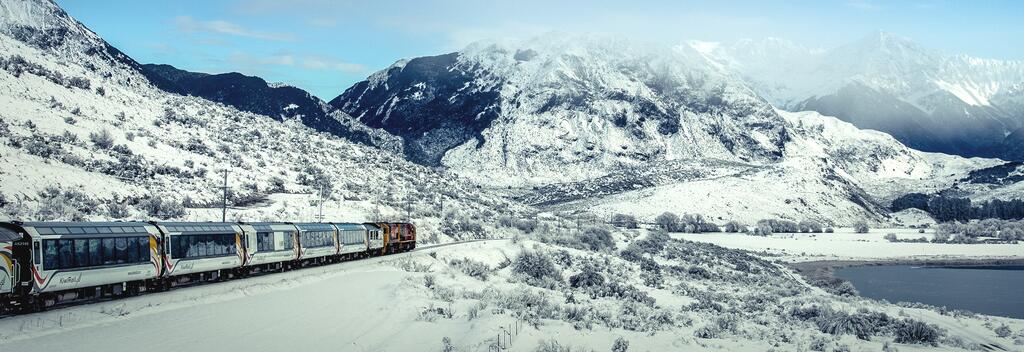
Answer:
[697, 32, 1024, 160]
[331, 35, 789, 186]
[139, 63, 402, 154]
[0, 0, 518, 226]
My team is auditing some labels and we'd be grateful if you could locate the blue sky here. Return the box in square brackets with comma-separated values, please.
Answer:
[56, 0, 1024, 100]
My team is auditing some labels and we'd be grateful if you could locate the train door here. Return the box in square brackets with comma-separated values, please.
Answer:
[0, 240, 13, 296]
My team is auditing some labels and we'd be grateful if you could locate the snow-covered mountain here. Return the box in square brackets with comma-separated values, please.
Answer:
[697, 31, 1024, 160]
[331, 35, 789, 186]
[139, 64, 402, 154]
[0, 0, 520, 233]
[326, 33, 1023, 224]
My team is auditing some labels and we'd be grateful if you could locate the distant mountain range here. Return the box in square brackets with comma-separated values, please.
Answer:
[695, 31, 1024, 160]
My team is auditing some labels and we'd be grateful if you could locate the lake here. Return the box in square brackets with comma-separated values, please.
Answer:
[834, 265, 1024, 319]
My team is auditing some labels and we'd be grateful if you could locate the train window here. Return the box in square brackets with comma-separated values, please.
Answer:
[139, 237, 150, 262]
[89, 239, 101, 266]
[74, 240, 88, 268]
[58, 239, 73, 269]
[127, 237, 139, 263]
[54, 227, 69, 235]
[43, 240, 57, 268]
[257, 232, 272, 251]
[103, 238, 116, 265]
[37, 227, 53, 235]
[34, 242, 41, 265]
[114, 237, 128, 264]
[84, 227, 98, 234]
[69, 227, 84, 234]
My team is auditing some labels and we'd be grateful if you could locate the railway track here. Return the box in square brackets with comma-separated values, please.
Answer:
[0, 238, 502, 319]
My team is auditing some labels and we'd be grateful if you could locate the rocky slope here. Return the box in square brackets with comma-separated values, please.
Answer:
[331, 35, 789, 186]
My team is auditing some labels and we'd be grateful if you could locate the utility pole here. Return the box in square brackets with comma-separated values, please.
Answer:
[219, 169, 229, 222]
[316, 183, 325, 223]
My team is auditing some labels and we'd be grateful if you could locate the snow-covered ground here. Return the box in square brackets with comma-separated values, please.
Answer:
[673, 228, 1024, 262]
[3, 233, 1022, 352]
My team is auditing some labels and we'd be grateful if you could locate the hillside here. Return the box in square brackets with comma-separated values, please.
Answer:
[0, 0, 524, 241]
[331, 35, 788, 187]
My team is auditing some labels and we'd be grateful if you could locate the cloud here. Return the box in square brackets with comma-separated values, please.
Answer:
[845, 0, 881, 11]
[174, 16, 296, 42]
[230, 52, 365, 73]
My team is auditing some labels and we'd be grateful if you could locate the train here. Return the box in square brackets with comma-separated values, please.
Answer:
[0, 221, 416, 313]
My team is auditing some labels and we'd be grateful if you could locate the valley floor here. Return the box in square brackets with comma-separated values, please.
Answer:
[1, 235, 1022, 352]
[672, 228, 1024, 262]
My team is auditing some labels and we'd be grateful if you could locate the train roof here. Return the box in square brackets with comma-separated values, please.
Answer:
[290, 222, 335, 232]
[243, 222, 296, 232]
[155, 222, 237, 234]
[12, 221, 154, 236]
[0, 224, 22, 241]
[332, 223, 366, 231]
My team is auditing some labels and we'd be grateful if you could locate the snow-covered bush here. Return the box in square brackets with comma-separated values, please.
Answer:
[512, 249, 563, 288]
[892, 319, 941, 345]
[799, 220, 824, 233]
[724, 220, 747, 233]
[611, 337, 628, 352]
[580, 226, 615, 251]
[884, 233, 898, 242]
[88, 128, 114, 149]
[655, 212, 680, 232]
[449, 258, 490, 281]
[35, 186, 99, 221]
[137, 197, 186, 219]
[569, 266, 605, 288]
[757, 219, 799, 233]
[611, 213, 638, 229]
[853, 221, 870, 233]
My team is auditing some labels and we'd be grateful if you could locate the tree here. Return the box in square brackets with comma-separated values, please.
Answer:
[611, 213, 639, 229]
[655, 212, 680, 232]
[611, 337, 629, 352]
[853, 221, 870, 234]
[884, 233, 898, 242]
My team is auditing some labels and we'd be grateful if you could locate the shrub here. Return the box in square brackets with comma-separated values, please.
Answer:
[655, 212, 680, 232]
[449, 258, 490, 281]
[611, 213, 639, 229]
[825, 227, 835, 233]
[89, 128, 114, 149]
[568, 266, 605, 288]
[884, 233, 898, 242]
[994, 324, 1012, 338]
[853, 221, 870, 233]
[799, 220, 824, 233]
[512, 250, 562, 287]
[757, 219, 799, 234]
[724, 221, 746, 233]
[816, 311, 872, 340]
[611, 337, 629, 352]
[892, 319, 941, 345]
[580, 226, 615, 251]
[138, 197, 186, 219]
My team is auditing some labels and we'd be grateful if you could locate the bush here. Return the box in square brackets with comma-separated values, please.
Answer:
[816, 311, 872, 340]
[138, 197, 186, 219]
[580, 226, 615, 251]
[512, 250, 562, 287]
[449, 258, 490, 280]
[611, 213, 638, 229]
[655, 212, 680, 232]
[825, 227, 835, 233]
[757, 219, 799, 234]
[892, 319, 941, 345]
[799, 220, 824, 233]
[724, 221, 746, 233]
[853, 221, 870, 233]
[884, 233, 898, 242]
[89, 128, 114, 149]
[611, 337, 629, 352]
[568, 266, 605, 288]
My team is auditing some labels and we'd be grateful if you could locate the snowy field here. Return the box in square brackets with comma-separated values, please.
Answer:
[673, 228, 1024, 262]
[3, 234, 1023, 352]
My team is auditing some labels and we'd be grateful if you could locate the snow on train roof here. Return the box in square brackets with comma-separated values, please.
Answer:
[333, 223, 366, 231]
[158, 222, 237, 233]
[18, 222, 153, 236]
[292, 223, 335, 232]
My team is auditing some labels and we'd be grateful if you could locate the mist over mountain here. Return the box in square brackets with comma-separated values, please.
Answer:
[697, 31, 1024, 160]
